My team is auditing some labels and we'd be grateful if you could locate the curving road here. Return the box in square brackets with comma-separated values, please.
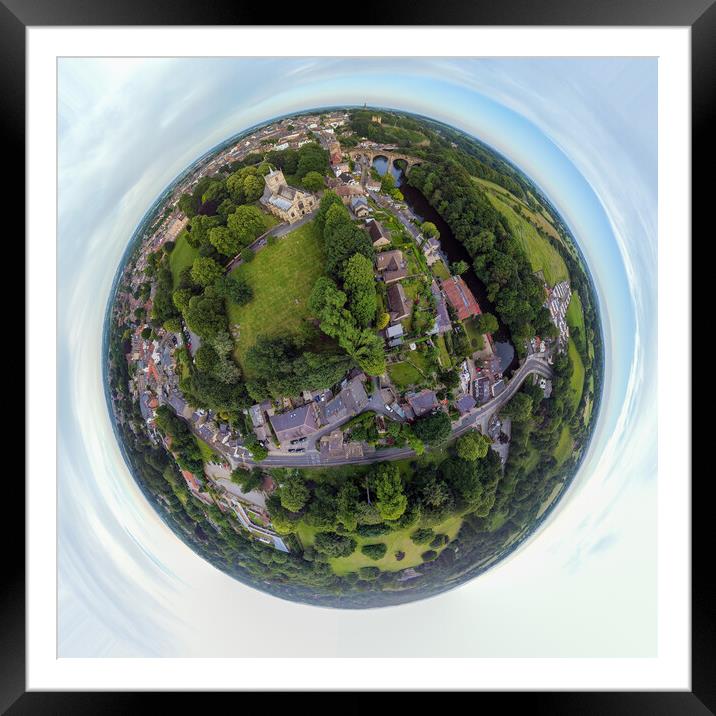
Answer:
[248, 354, 553, 468]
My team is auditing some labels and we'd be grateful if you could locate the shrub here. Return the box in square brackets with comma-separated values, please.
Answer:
[314, 532, 356, 558]
[361, 542, 388, 561]
[411, 527, 435, 545]
[395, 550, 405, 561]
[356, 523, 391, 537]
[359, 566, 381, 580]
[421, 550, 438, 562]
[430, 533, 449, 549]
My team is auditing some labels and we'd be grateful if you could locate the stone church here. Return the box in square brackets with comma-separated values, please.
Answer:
[259, 168, 317, 224]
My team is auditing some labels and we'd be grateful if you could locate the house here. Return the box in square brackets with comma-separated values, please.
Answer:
[376, 249, 408, 284]
[323, 376, 369, 424]
[260, 168, 317, 224]
[350, 196, 371, 218]
[455, 394, 477, 415]
[387, 282, 410, 322]
[475, 376, 491, 403]
[320, 429, 345, 457]
[366, 218, 390, 248]
[422, 237, 441, 265]
[335, 184, 365, 203]
[386, 323, 404, 340]
[334, 163, 351, 176]
[440, 276, 482, 321]
[406, 389, 439, 417]
[428, 280, 452, 335]
[365, 178, 382, 192]
[492, 379, 505, 398]
[269, 402, 321, 445]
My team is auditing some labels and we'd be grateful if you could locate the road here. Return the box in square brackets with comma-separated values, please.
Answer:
[250, 354, 553, 469]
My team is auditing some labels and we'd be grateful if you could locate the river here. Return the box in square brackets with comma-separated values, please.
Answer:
[372, 156, 517, 374]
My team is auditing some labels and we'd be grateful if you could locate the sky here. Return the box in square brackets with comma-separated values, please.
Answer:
[57, 57, 657, 657]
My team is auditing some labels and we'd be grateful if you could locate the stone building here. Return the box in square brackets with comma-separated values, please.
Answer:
[260, 168, 317, 224]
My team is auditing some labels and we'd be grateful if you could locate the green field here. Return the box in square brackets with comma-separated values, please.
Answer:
[486, 193, 569, 286]
[387, 360, 423, 390]
[553, 425, 573, 465]
[431, 260, 451, 280]
[566, 291, 586, 352]
[436, 334, 452, 368]
[463, 317, 485, 351]
[169, 232, 199, 287]
[197, 437, 219, 464]
[297, 515, 463, 575]
[568, 338, 585, 413]
[227, 221, 325, 376]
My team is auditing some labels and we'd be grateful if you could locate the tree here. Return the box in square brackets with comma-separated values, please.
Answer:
[314, 531, 356, 558]
[502, 392, 533, 423]
[451, 260, 469, 275]
[214, 275, 253, 305]
[141, 327, 152, 340]
[182, 291, 226, 339]
[421, 221, 439, 239]
[190, 257, 224, 288]
[361, 543, 387, 560]
[336, 481, 360, 532]
[295, 142, 329, 179]
[413, 410, 452, 445]
[376, 312, 391, 330]
[301, 171, 325, 192]
[373, 463, 407, 521]
[245, 437, 269, 461]
[209, 226, 240, 258]
[411, 527, 434, 545]
[231, 467, 263, 493]
[456, 431, 491, 461]
[227, 205, 265, 248]
[315, 190, 344, 234]
[163, 317, 182, 333]
[474, 312, 499, 334]
[241, 247, 256, 263]
[343, 253, 377, 328]
[279, 472, 309, 512]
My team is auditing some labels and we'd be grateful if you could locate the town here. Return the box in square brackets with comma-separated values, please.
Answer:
[111, 109, 581, 556]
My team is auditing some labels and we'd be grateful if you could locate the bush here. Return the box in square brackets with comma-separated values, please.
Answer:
[361, 542, 388, 561]
[267, 235, 277, 246]
[356, 523, 391, 537]
[421, 550, 438, 562]
[395, 550, 405, 561]
[241, 247, 256, 262]
[430, 533, 449, 549]
[359, 566, 381, 581]
[314, 531, 356, 558]
[411, 527, 435, 545]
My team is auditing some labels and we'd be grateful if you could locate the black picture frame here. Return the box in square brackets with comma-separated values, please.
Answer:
[8, 0, 706, 710]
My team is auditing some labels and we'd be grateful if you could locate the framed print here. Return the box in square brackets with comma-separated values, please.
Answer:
[11, 0, 708, 709]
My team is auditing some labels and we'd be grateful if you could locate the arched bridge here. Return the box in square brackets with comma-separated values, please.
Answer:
[348, 148, 423, 175]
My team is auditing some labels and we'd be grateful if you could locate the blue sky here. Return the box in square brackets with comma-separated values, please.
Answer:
[58, 57, 657, 657]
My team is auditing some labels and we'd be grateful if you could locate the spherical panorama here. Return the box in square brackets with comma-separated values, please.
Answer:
[106, 107, 603, 608]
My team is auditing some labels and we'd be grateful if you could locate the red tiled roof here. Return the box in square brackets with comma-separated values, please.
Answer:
[440, 276, 481, 321]
[181, 470, 201, 493]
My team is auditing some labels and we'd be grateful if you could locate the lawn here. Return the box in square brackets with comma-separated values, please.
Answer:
[568, 337, 585, 413]
[566, 291, 586, 352]
[387, 361, 423, 390]
[298, 515, 463, 575]
[197, 437, 220, 465]
[226, 221, 325, 376]
[553, 425, 573, 465]
[169, 231, 199, 287]
[436, 334, 452, 369]
[486, 193, 569, 286]
[463, 317, 485, 351]
[431, 260, 451, 280]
